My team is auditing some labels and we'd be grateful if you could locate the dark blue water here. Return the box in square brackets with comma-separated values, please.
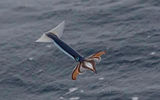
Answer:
[0, 0, 160, 100]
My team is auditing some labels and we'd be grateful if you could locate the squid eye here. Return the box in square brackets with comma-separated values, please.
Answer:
[76, 57, 79, 61]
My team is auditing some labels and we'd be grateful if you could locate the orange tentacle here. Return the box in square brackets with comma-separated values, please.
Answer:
[90, 51, 106, 58]
[72, 63, 80, 80]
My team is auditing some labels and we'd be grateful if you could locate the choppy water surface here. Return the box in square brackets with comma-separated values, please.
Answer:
[0, 0, 160, 100]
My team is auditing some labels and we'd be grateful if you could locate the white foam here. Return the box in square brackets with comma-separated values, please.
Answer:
[46, 44, 52, 48]
[150, 52, 156, 55]
[98, 77, 104, 80]
[69, 97, 80, 100]
[28, 57, 34, 61]
[132, 97, 138, 100]
[36, 69, 43, 74]
[59, 97, 64, 100]
[80, 90, 84, 93]
[66, 87, 78, 94]
[147, 35, 151, 38]
[69, 87, 78, 92]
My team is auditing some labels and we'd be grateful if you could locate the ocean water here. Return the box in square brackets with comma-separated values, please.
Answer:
[0, 0, 160, 100]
